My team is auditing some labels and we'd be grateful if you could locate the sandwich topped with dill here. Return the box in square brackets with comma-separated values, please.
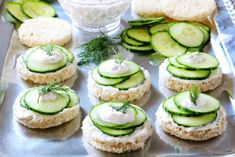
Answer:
[13, 83, 80, 129]
[87, 50, 151, 104]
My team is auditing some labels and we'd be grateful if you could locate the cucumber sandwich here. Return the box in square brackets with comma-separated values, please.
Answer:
[88, 55, 151, 103]
[16, 45, 77, 84]
[82, 101, 153, 153]
[156, 86, 227, 141]
[159, 52, 222, 92]
[13, 83, 80, 129]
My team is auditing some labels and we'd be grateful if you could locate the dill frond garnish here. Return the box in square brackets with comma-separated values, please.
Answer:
[110, 102, 131, 114]
[37, 83, 69, 102]
[40, 45, 55, 56]
[189, 85, 200, 105]
[77, 33, 121, 66]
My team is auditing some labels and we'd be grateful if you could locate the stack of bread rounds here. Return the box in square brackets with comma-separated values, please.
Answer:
[132, 0, 217, 21]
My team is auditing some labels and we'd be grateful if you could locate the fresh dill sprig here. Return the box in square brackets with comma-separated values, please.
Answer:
[37, 83, 69, 102]
[77, 33, 121, 66]
[111, 102, 131, 114]
[40, 45, 55, 56]
[114, 48, 124, 64]
[189, 85, 200, 105]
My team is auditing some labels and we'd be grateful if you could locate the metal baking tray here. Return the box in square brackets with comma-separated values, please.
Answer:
[0, 0, 235, 156]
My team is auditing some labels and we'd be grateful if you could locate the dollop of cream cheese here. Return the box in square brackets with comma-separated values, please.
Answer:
[99, 105, 135, 125]
[185, 53, 205, 64]
[34, 48, 64, 64]
[39, 92, 58, 102]
[102, 60, 129, 75]
[182, 95, 206, 108]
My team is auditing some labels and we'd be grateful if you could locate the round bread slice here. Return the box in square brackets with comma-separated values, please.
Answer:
[161, 0, 217, 21]
[16, 55, 77, 84]
[13, 92, 80, 129]
[18, 17, 72, 47]
[132, 0, 165, 17]
[156, 105, 227, 141]
[87, 67, 151, 103]
[159, 60, 223, 92]
[82, 116, 153, 153]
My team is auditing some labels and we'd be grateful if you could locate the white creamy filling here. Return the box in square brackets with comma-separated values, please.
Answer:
[182, 95, 206, 108]
[39, 92, 58, 102]
[34, 49, 64, 64]
[185, 52, 205, 64]
[99, 106, 135, 124]
[101, 60, 129, 75]
[157, 105, 222, 132]
[160, 60, 222, 83]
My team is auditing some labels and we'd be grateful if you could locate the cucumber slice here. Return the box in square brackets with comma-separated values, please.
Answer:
[150, 22, 175, 34]
[67, 90, 79, 107]
[128, 17, 165, 26]
[98, 59, 140, 78]
[92, 68, 127, 86]
[151, 32, 187, 57]
[3, 10, 22, 29]
[53, 45, 74, 63]
[169, 23, 204, 47]
[23, 46, 39, 62]
[176, 52, 219, 70]
[191, 22, 210, 32]
[22, 1, 56, 18]
[163, 96, 195, 116]
[122, 42, 153, 52]
[25, 48, 68, 73]
[121, 30, 146, 46]
[187, 46, 204, 52]
[195, 25, 210, 46]
[94, 124, 135, 137]
[126, 28, 151, 43]
[113, 70, 145, 90]
[5, 2, 30, 22]
[24, 89, 69, 114]
[168, 56, 188, 69]
[167, 64, 211, 80]
[174, 92, 220, 114]
[90, 102, 147, 130]
[172, 113, 217, 127]
[20, 93, 28, 109]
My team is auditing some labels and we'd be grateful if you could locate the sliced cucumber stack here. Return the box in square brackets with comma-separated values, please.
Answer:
[20, 84, 79, 115]
[167, 52, 219, 80]
[121, 20, 210, 56]
[5, 0, 56, 28]
[162, 90, 220, 127]
[23, 45, 74, 74]
[128, 17, 165, 27]
[89, 102, 147, 137]
[93, 59, 145, 90]
[169, 23, 204, 48]
[151, 32, 187, 57]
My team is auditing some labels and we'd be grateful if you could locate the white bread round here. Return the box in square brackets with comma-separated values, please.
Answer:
[13, 92, 80, 129]
[132, 0, 165, 17]
[161, 0, 217, 21]
[16, 55, 77, 84]
[18, 17, 72, 47]
[87, 67, 151, 102]
[156, 105, 227, 141]
[159, 60, 223, 92]
[82, 116, 153, 153]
